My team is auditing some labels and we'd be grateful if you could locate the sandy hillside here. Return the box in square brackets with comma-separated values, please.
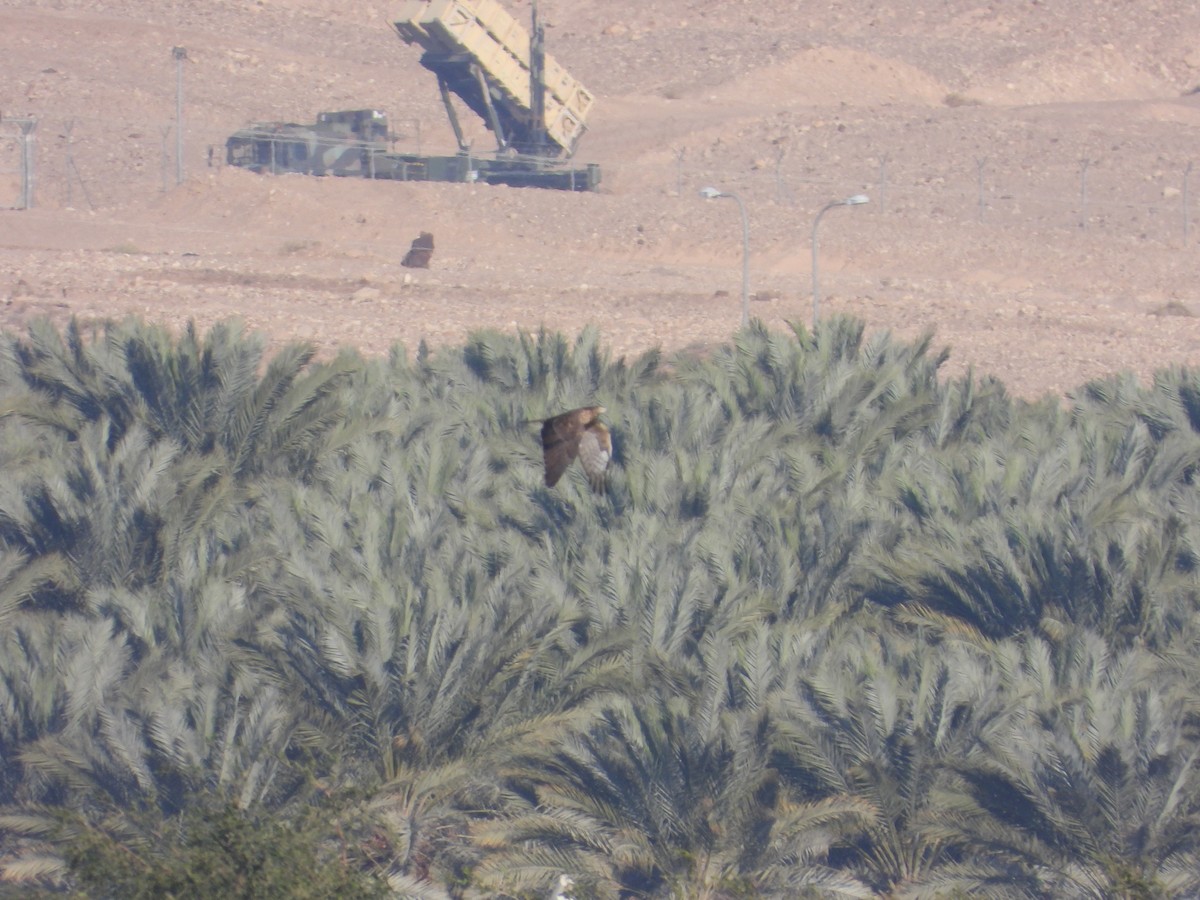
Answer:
[3, 0, 1200, 398]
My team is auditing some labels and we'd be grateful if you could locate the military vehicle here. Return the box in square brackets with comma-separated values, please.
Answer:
[225, 0, 600, 191]
[225, 109, 389, 177]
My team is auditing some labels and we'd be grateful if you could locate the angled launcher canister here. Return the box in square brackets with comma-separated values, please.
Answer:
[393, 0, 595, 158]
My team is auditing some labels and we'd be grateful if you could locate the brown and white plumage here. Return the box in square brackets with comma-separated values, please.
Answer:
[538, 406, 611, 493]
[548, 874, 575, 900]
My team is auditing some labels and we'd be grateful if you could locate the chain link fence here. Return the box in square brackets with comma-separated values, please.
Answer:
[651, 152, 1199, 247]
[4, 109, 1197, 247]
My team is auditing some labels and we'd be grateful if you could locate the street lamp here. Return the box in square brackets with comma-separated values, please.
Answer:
[699, 186, 750, 327]
[811, 193, 868, 327]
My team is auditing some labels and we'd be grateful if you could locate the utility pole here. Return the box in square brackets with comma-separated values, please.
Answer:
[976, 157, 988, 223]
[172, 46, 187, 185]
[12, 117, 38, 209]
[1185, 162, 1193, 243]
[1078, 158, 1091, 231]
[877, 154, 889, 214]
[64, 119, 74, 207]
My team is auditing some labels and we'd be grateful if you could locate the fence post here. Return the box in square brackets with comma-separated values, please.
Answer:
[976, 157, 987, 222]
[173, 46, 187, 185]
[1079, 158, 1091, 230]
[1184, 162, 1193, 243]
[15, 117, 37, 209]
[62, 119, 95, 210]
[64, 119, 74, 207]
[878, 154, 888, 214]
[775, 145, 791, 205]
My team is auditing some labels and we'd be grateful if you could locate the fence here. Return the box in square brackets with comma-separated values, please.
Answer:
[3, 110, 1197, 248]
[653, 152, 1200, 248]
[0, 111, 432, 211]
[0, 117, 38, 210]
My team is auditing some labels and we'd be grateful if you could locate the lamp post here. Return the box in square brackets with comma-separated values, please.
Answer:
[811, 193, 868, 327]
[699, 186, 750, 327]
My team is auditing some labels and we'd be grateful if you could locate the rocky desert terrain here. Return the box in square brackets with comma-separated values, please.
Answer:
[3, 0, 1200, 398]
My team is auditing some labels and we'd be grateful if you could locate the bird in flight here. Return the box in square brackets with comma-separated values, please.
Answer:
[536, 406, 611, 493]
[548, 874, 576, 900]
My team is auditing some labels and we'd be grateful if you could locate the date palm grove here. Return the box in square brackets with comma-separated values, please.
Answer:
[0, 315, 1199, 899]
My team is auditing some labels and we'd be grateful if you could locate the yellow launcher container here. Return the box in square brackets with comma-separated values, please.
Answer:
[394, 0, 594, 154]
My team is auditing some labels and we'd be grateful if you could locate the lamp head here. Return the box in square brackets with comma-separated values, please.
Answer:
[844, 194, 869, 206]
[699, 186, 724, 200]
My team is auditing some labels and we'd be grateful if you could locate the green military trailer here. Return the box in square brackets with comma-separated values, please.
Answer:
[225, 109, 389, 177]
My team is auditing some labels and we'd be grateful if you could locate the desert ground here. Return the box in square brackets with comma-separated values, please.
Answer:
[3, 0, 1200, 399]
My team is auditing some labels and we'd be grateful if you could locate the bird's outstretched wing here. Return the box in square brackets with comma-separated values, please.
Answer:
[578, 421, 611, 494]
[538, 406, 609, 491]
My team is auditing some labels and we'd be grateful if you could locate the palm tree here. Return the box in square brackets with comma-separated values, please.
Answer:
[943, 629, 1200, 897]
[843, 372, 1200, 643]
[470, 610, 880, 899]
[0, 318, 363, 483]
[769, 612, 1026, 895]
[473, 689, 874, 899]
[0, 321, 382, 888]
